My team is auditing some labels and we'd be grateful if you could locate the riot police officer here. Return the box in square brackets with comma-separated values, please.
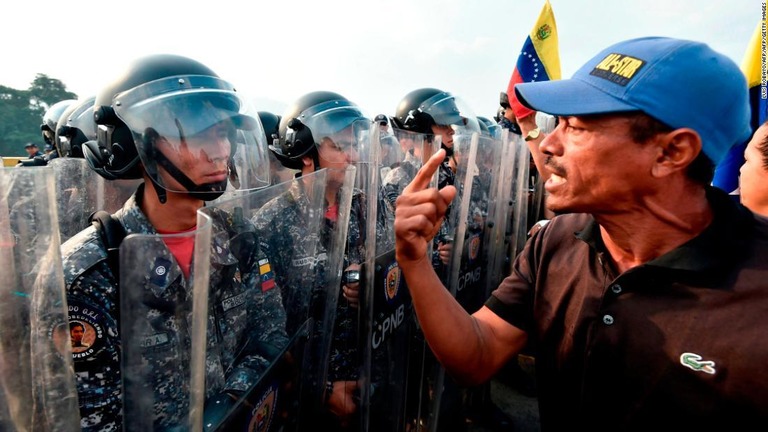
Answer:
[254, 90, 370, 429]
[258, 110, 298, 185]
[32, 99, 77, 165]
[54, 96, 96, 159]
[386, 87, 480, 267]
[48, 96, 143, 242]
[64, 53, 287, 430]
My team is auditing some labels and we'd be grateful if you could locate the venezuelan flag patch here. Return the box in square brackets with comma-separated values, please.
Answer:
[259, 258, 276, 292]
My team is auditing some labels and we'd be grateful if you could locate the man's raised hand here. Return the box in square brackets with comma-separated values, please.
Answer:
[394, 148, 457, 263]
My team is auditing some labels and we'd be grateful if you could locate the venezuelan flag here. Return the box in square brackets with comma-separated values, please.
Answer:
[713, 20, 767, 194]
[259, 258, 276, 291]
[506, 0, 561, 120]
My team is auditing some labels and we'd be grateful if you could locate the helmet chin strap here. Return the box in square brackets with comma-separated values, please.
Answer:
[142, 124, 229, 203]
[146, 174, 168, 204]
[441, 143, 454, 157]
[153, 150, 228, 202]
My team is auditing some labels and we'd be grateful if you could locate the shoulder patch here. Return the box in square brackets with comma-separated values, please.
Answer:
[248, 382, 279, 431]
[61, 226, 108, 286]
[259, 258, 276, 292]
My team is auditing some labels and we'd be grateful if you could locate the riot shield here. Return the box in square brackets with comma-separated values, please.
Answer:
[208, 319, 310, 432]
[376, 121, 404, 184]
[507, 130, 532, 267]
[431, 131, 514, 430]
[409, 131, 485, 431]
[50, 158, 141, 242]
[0, 167, 80, 431]
[484, 132, 518, 298]
[202, 165, 355, 431]
[119, 221, 213, 431]
[357, 126, 440, 432]
[444, 133, 506, 311]
[376, 127, 442, 251]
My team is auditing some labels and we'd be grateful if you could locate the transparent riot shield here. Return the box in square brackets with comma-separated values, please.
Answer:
[507, 131, 532, 267]
[484, 132, 518, 298]
[119, 221, 212, 431]
[49, 158, 141, 243]
[446, 132, 507, 308]
[376, 128, 442, 252]
[431, 132, 512, 430]
[376, 121, 404, 184]
[198, 165, 355, 431]
[357, 126, 440, 432]
[408, 131, 482, 431]
[0, 167, 80, 431]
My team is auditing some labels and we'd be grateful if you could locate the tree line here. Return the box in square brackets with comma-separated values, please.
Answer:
[0, 74, 77, 157]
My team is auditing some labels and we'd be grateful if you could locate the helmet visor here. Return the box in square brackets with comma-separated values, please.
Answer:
[420, 92, 481, 134]
[299, 99, 367, 143]
[58, 97, 97, 158]
[113, 75, 270, 195]
[66, 97, 98, 142]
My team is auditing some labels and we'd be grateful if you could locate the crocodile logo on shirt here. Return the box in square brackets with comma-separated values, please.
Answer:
[679, 352, 716, 375]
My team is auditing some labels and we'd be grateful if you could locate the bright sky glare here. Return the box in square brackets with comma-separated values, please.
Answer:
[1, 0, 760, 120]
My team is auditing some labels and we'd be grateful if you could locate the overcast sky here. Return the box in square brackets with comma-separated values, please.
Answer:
[1, 0, 760, 120]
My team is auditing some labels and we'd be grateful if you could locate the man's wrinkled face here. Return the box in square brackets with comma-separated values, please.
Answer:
[538, 114, 659, 215]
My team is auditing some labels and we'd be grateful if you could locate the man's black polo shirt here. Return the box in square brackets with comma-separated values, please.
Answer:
[486, 187, 768, 430]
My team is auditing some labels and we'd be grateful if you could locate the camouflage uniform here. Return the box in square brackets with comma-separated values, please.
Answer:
[435, 153, 457, 259]
[61, 184, 288, 431]
[377, 151, 420, 250]
[437, 153, 456, 192]
[329, 189, 366, 383]
[251, 180, 366, 384]
[378, 151, 455, 267]
[468, 169, 491, 232]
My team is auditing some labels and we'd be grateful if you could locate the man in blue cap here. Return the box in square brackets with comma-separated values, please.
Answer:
[393, 37, 768, 429]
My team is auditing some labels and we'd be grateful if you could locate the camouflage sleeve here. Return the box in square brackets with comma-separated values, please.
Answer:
[376, 185, 397, 250]
[345, 194, 367, 265]
[380, 182, 400, 213]
[432, 238, 443, 269]
[326, 297, 359, 382]
[223, 256, 288, 394]
[432, 211, 454, 270]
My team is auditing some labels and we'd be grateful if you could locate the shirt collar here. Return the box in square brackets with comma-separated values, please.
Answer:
[575, 187, 755, 275]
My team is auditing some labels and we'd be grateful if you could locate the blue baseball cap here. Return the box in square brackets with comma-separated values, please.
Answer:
[515, 37, 751, 165]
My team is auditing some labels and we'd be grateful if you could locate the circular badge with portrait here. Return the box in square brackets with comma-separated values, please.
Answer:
[62, 300, 112, 361]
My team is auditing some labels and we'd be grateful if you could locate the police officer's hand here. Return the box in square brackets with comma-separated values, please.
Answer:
[327, 380, 358, 428]
[341, 263, 361, 309]
[437, 241, 452, 265]
[395, 149, 456, 264]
